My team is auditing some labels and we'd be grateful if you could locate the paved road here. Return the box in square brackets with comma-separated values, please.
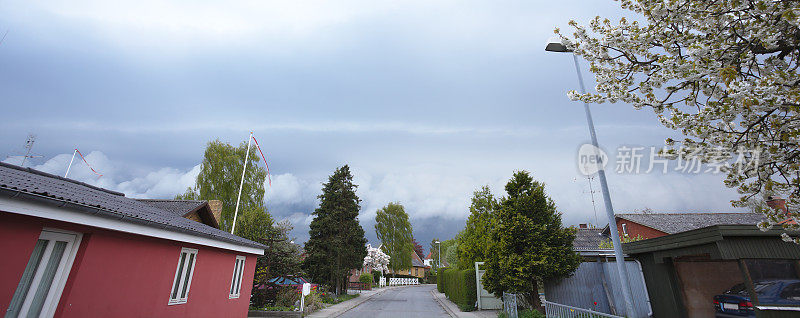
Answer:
[339, 285, 450, 318]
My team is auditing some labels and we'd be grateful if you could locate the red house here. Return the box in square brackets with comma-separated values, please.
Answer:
[0, 162, 265, 318]
[600, 212, 765, 240]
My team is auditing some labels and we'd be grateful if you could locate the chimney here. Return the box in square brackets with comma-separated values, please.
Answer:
[208, 200, 223, 225]
[766, 196, 789, 215]
[579, 223, 588, 229]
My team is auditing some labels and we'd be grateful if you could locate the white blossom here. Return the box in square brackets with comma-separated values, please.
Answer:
[363, 244, 390, 273]
[558, 0, 800, 241]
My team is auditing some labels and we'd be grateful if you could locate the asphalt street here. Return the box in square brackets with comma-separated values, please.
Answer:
[338, 285, 450, 318]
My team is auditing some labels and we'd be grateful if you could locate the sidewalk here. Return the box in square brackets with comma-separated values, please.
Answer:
[305, 286, 400, 318]
[430, 290, 499, 318]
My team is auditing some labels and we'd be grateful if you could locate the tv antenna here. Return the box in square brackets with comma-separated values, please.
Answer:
[585, 175, 599, 226]
[7, 134, 43, 167]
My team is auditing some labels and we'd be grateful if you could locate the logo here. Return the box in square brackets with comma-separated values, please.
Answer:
[577, 143, 608, 176]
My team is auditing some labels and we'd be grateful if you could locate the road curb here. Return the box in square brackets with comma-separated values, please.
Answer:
[430, 290, 458, 318]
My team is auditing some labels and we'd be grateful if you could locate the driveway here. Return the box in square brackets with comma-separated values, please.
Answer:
[338, 285, 450, 318]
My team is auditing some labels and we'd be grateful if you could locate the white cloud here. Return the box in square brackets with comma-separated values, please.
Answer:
[265, 173, 320, 207]
[4, 151, 200, 199]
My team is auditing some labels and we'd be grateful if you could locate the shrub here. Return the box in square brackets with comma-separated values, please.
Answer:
[371, 270, 382, 283]
[359, 273, 373, 284]
[275, 287, 300, 308]
[443, 268, 477, 312]
[518, 309, 545, 318]
[426, 273, 437, 284]
[437, 267, 448, 293]
[302, 290, 324, 314]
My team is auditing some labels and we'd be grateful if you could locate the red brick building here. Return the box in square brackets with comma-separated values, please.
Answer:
[601, 212, 765, 241]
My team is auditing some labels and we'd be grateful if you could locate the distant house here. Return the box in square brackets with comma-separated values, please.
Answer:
[0, 162, 264, 318]
[423, 251, 449, 268]
[394, 250, 428, 278]
[601, 212, 765, 240]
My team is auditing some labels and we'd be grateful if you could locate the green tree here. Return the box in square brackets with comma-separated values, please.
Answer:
[177, 139, 267, 232]
[234, 208, 302, 284]
[374, 202, 413, 273]
[457, 186, 498, 269]
[302, 165, 368, 294]
[482, 171, 581, 308]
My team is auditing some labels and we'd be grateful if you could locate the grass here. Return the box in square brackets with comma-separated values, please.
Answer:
[320, 293, 359, 304]
[249, 306, 295, 311]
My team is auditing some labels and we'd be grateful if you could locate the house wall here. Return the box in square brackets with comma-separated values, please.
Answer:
[616, 218, 668, 240]
[393, 267, 425, 278]
[0, 211, 257, 318]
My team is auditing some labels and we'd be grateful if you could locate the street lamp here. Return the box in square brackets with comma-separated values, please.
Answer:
[434, 240, 441, 272]
[545, 38, 637, 318]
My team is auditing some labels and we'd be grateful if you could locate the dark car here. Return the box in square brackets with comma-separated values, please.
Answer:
[714, 280, 800, 317]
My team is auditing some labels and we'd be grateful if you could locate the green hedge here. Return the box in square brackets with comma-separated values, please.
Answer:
[442, 268, 477, 311]
[436, 268, 448, 293]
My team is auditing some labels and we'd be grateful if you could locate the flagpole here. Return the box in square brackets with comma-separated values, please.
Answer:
[64, 149, 77, 178]
[231, 132, 253, 234]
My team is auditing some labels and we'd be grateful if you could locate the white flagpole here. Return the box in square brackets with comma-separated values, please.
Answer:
[231, 132, 253, 234]
[64, 149, 77, 178]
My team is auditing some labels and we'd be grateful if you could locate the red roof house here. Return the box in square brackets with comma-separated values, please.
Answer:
[0, 162, 265, 318]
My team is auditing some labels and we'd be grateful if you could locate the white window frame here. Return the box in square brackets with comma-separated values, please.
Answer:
[229, 256, 246, 299]
[168, 248, 198, 305]
[621, 223, 628, 235]
[8, 228, 82, 318]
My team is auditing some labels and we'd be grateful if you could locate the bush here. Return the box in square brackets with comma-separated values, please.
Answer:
[302, 290, 324, 314]
[371, 270, 382, 283]
[518, 309, 545, 318]
[443, 268, 477, 312]
[359, 273, 373, 284]
[426, 273, 437, 284]
[436, 268, 448, 293]
[275, 287, 299, 308]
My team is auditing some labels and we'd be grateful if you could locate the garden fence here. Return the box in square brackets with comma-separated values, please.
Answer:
[543, 300, 624, 318]
[388, 277, 419, 286]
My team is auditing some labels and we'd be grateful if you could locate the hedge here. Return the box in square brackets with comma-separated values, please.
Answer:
[436, 268, 448, 293]
[442, 268, 477, 312]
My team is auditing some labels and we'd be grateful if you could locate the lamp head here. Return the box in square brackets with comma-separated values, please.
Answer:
[545, 37, 572, 53]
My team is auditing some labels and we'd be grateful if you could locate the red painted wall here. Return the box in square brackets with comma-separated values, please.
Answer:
[0, 212, 258, 318]
[615, 217, 668, 240]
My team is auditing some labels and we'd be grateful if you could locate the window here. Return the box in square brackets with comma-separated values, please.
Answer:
[621, 223, 628, 235]
[7, 229, 82, 318]
[229, 256, 246, 299]
[169, 248, 198, 305]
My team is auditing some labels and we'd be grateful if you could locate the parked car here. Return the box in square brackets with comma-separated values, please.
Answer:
[714, 280, 800, 317]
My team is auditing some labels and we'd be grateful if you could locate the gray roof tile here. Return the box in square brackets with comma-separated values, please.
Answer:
[0, 162, 264, 250]
[136, 199, 206, 217]
[616, 212, 765, 234]
[573, 228, 610, 250]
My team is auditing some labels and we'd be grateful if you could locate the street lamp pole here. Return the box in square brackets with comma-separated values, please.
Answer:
[434, 240, 441, 272]
[546, 40, 637, 318]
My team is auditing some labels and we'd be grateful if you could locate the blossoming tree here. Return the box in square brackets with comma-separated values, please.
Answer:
[363, 244, 390, 274]
[557, 0, 800, 242]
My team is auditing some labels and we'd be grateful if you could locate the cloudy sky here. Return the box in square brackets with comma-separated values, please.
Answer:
[0, 0, 745, 252]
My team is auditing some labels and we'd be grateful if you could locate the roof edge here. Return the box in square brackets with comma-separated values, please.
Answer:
[0, 162, 124, 196]
[0, 187, 265, 251]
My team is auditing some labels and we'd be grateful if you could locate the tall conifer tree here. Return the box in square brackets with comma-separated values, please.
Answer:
[482, 171, 580, 308]
[302, 165, 367, 294]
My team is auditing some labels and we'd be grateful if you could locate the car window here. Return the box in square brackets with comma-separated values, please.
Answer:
[781, 283, 800, 301]
[725, 283, 748, 295]
[725, 282, 776, 296]
[754, 282, 776, 295]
